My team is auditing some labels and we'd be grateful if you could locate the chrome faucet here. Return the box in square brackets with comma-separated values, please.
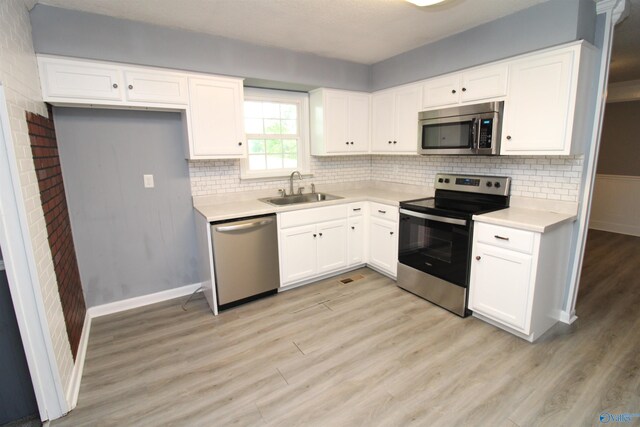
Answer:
[289, 170, 302, 196]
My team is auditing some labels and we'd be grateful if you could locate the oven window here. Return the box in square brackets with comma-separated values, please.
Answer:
[421, 120, 474, 149]
[398, 213, 470, 286]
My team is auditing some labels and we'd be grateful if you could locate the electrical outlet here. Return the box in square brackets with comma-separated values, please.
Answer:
[143, 174, 154, 188]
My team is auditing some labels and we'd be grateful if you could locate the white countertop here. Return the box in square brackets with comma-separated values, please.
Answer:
[194, 185, 430, 222]
[473, 207, 577, 233]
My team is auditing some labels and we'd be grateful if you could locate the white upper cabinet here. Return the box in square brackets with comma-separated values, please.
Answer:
[422, 64, 508, 109]
[500, 43, 595, 155]
[310, 89, 370, 155]
[187, 77, 246, 159]
[123, 70, 188, 104]
[38, 56, 123, 103]
[371, 83, 422, 154]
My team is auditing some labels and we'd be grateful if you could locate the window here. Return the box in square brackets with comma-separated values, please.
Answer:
[241, 88, 310, 179]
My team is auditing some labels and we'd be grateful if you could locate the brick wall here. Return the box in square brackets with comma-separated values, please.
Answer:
[26, 111, 86, 360]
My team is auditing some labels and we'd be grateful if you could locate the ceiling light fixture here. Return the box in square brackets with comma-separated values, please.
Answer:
[405, 0, 447, 6]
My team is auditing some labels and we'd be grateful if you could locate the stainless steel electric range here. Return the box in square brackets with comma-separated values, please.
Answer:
[397, 173, 511, 317]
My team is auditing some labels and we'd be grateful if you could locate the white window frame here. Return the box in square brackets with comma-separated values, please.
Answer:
[240, 88, 311, 180]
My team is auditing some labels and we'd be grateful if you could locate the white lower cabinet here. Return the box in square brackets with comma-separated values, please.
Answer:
[279, 224, 318, 284]
[367, 203, 399, 277]
[316, 220, 348, 274]
[469, 221, 573, 342]
[347, 217, 365, 266]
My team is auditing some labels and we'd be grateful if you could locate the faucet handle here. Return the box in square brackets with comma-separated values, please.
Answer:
[278, 188, 287, 197]
[297, 187, 305, 195]
[311, 183, 316, 194]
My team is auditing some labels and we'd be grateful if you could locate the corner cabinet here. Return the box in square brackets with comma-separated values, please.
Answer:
[468, 221, 573, 342]
[371, 83, 422, 154]
[310, 89, 370, 155]
[500, 43, 596, 155]
[186, 77, 246, 159]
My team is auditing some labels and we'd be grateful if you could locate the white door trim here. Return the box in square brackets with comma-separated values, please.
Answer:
[0, 84, 68, 420]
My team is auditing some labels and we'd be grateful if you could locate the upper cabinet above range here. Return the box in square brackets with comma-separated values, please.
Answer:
[422, 63, 508, 109]
[37, 55, 246, 160]
[310, 89, 370, 155]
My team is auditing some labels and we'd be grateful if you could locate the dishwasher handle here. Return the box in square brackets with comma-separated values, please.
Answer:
[215, 217, 274, 232]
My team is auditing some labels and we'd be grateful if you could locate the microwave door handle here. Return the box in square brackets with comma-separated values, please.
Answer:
[471, 118, 479, 150]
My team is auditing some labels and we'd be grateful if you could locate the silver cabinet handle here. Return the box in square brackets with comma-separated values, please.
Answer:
[399, 208, 467, 227]
[215, 218, 273, 232]
[494, 235, 510, 241]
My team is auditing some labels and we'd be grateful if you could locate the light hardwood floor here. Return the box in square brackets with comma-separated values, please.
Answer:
[54, 229, 640, 426]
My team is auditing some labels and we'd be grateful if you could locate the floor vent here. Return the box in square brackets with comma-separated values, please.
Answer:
[339, 274, 364, 284]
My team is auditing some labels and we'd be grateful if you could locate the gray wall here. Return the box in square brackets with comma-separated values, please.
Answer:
[53, 108, 201, 307]
[0, 249, 39, 424]
[29, 0, 596, 92]
[29, 4, 370, 92]
[370, 0, 597, 90]
[597, 100, 640, 176]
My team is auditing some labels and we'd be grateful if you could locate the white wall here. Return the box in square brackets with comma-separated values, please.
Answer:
[189, 155, 583, 202]
[0, 0, 73, 401]
[590, 174, 640, 236]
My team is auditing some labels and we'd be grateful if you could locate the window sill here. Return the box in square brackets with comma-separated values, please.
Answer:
[240, 170, 313, 182]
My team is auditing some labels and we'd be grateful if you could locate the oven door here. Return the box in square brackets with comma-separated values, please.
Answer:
[419, 114, 478, 155]
[398, 208, 470, 287]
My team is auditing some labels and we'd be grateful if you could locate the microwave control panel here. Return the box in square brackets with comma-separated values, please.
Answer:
[478, 119, 493, 149]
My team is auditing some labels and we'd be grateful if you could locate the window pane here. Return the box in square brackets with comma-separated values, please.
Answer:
[245, 118, 264, 134]
[266, 139, 283, 154]
[282, 139, 297, 153]
[263, 102, 281, 119]
[248, 139, 265, 154]
[280, 104, 297, 120]
[280, 119, 297, 134]
[249, 155, 266, 170]
[244, 101, 262, 118]
[283, 152, 297, 168]
[264, 119, 284, 134]
[266, 155, 283, 169]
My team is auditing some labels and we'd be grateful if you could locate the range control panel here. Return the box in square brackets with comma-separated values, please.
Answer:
[434, 173, 511, 196]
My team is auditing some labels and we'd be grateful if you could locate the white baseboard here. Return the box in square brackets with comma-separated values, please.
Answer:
[87, 282, 204, 318]
[66, 312, 91, 410]
[589, 174, 640, 237]
[558, 310, 578, 325]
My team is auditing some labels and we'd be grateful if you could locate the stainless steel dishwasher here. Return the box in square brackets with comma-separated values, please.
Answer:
[210, 214, 280, 310]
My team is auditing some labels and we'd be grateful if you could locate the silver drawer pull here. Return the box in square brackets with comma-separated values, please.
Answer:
[378, 210, 386, 214]
[494, 235, 510, 241]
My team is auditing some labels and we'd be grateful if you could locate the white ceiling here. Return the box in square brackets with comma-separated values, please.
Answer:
[31, 0, 551, 65]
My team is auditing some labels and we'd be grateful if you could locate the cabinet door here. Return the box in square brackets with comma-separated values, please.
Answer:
[40, 59, 123, 102]
[422, 74, 460, 109]
[280, 225, 317, 285]
[469, 242, 533, 332]
[324, 91, 350, 153]
[501, 50, 574, 154]
[188, 77, 246, 158]
[347, 93, 370, 153]
[460, 64, 508, 103]
[347, 217, 365, 266]
[369, 217, 398, 276]
[317, 220, 348, 274]
[394, 84, 422, 153]
[371, 91, 396, 152]
[124, 70, 188, 104]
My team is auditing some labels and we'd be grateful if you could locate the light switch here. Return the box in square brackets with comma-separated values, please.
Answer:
[143, 174, 155, 188]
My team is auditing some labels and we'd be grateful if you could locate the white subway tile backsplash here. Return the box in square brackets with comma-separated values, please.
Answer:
[189, 154, 583, 202]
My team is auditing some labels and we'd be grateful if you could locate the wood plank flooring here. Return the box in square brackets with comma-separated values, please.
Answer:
[53, 229, 640, 426]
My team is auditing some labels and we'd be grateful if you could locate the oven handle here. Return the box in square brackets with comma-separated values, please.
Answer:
[399, 209, 468, 227]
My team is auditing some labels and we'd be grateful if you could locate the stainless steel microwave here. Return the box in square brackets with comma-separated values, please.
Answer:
[418, 101, 503, 155]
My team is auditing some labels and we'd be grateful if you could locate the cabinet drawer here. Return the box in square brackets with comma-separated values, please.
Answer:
[474, 222, 535, 254]
[348, 202, 365, 217]
[369, 202, 398, 222]
[279, 204, 348, 229]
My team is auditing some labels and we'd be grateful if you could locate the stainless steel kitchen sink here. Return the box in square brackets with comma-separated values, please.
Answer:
[260, 193, 343, 206]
